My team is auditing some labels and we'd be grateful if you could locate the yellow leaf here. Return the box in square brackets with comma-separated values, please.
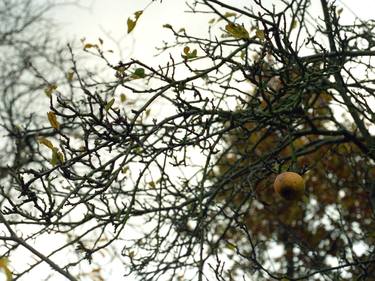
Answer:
[0, 257, 12, 281]
[291, 19, 298, 30]
[255, 29, 265, 41]
[4, 267, 12, 281]
[217, 12, 237, 22]
[66, 71, 74, 82]
[224, 12, 237, 18]
[38, 137, 54, 149]
[240, 51, 245, 60]
[83, 43, 98, 50]
[182, 46, 197, 60]
[127, 19, 136, 33]
[183, 46, 190, 55]
[145, 109, 151, 117]
[148, 181, 156, 188]
[57, 151, 64, 163]
[105, 98, 115, 111]
[120, 94, 127, 103]
[225, 23, 249, 39]
[47, 111, 60, 130]
[127, 10, 143, 34]
[0, 257, 8, 268]
[134, 10, 143, 19]
[44, 84, 57, 97]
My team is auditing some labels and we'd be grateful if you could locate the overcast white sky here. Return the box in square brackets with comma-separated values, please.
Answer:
[52, 0, 375, 64]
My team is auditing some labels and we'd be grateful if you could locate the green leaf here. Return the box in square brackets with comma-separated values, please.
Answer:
[226, 243, 237, 251]
[50, 150, 58, 166]
[132, 68, 146, 79]
[163, 23, 172, 29]
[134, 146, 142, 155]
[51, 147, 64, 166]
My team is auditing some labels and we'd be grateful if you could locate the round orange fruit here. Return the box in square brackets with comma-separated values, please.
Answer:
[274, 172, 305, 200]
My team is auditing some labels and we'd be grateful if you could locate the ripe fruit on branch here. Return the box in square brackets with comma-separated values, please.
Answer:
[274, 172, 305, 200]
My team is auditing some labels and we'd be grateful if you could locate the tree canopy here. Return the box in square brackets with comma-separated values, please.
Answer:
[1, 0, 375, 280]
